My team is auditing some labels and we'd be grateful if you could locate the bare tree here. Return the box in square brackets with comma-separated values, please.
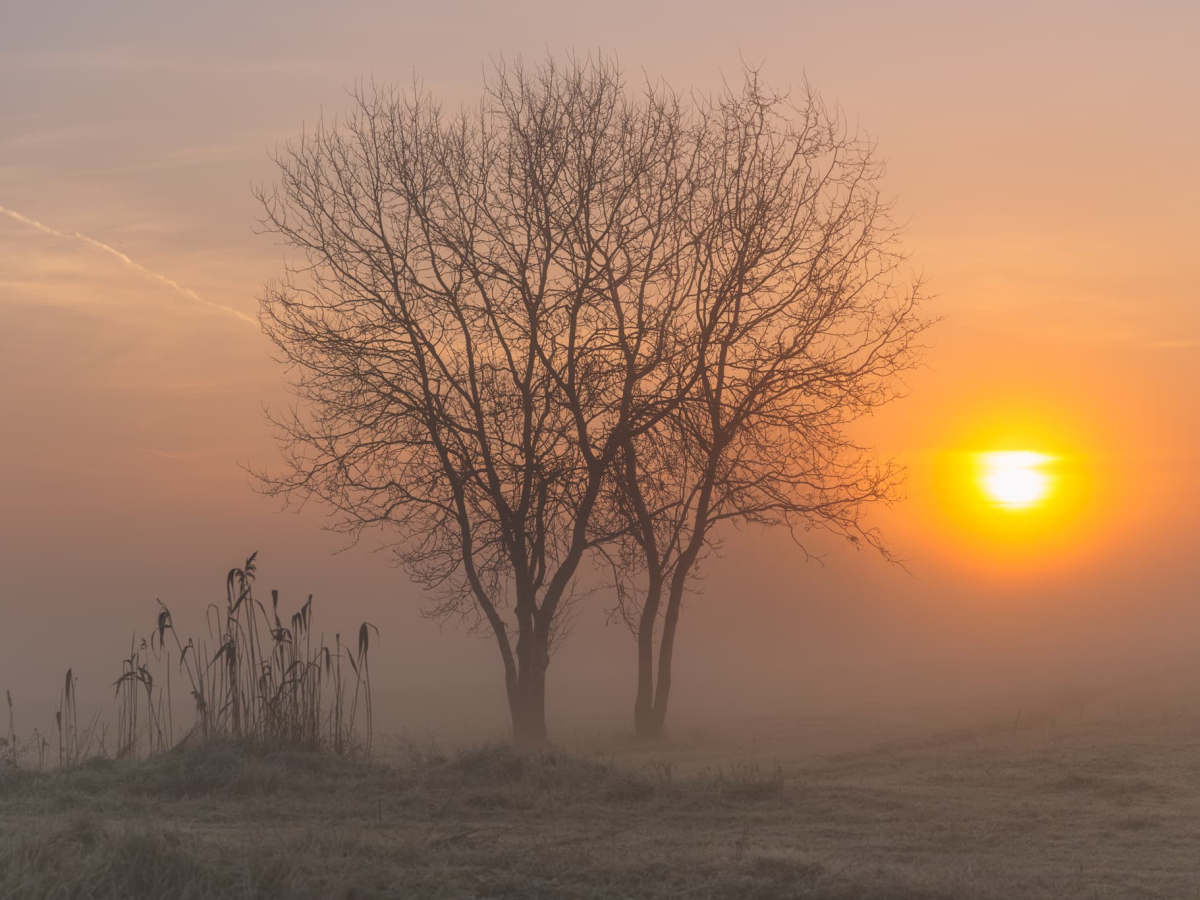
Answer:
[254, 56, 709, 743]
[255, 55, 925, 744]
[602, 73, 928, 739]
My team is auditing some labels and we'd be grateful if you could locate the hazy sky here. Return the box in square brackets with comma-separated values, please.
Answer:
[2, 1, 1197, 731]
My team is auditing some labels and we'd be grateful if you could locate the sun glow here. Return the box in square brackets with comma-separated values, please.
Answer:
[920, 407, 1114, 574]
[978, 451, 1054, 509]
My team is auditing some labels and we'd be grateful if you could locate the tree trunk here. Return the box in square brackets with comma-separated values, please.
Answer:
[643, 578, 685, 738]
[510, 672, 547, 745]
[632, 636, 656, 737]
[642, 473, 715, 739]
[632, 576, 663, 738]
[509, 628, 550, 745]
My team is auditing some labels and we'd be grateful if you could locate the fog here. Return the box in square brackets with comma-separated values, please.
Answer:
[2, 0, 1198, 748]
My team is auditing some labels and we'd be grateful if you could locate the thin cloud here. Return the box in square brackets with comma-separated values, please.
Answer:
[1146, 339, 1199, 350]
[0, 49, 352, 78]
[0, 205, 255, 326]
[0, 123, 118, 151]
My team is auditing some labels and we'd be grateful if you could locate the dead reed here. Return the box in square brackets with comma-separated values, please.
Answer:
[4, 553, 377, 768]
[127, 552, 377, 756]
[3, 690, 14, 767]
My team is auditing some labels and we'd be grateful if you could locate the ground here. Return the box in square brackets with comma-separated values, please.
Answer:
[2, 699, 1199, 899]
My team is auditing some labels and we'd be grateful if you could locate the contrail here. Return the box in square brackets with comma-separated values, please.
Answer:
[0, 204, 256, 326]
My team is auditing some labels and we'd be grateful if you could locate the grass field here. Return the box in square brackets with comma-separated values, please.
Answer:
[3, 692, 1199, 900]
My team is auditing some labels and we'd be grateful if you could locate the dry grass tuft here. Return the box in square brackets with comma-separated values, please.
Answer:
[0, 816, 304, 900]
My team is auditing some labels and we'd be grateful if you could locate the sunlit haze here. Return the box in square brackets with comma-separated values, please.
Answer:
[2, 0, 1198, 739]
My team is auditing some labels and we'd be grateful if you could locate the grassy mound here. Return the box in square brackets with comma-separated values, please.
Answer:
[0, 740, 981, 899]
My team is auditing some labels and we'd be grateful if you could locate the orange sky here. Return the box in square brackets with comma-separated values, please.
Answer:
[2, 1, 1197, 726]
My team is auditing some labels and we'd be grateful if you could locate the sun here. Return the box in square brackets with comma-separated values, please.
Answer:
[931, 420, 1097, 570]
[978, 451, 1054, 509]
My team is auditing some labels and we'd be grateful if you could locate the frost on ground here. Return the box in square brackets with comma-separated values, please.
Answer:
[2, 706, 1199, 900]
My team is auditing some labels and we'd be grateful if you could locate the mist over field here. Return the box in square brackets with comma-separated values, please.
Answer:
[4, 492, 1197, 747]
[2, 3, 1198, 897]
